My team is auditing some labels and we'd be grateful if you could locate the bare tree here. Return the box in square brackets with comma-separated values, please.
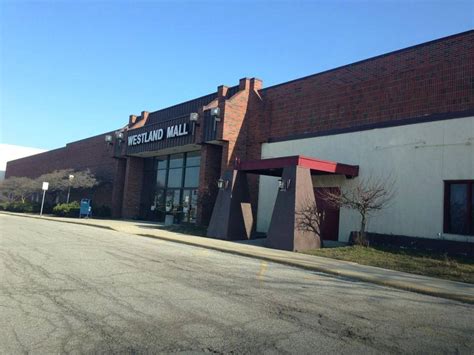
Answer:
[0, 177, 39, 202]
[0, 169, 99, 206]
[35, 169, 99, 203]
[69, 169, 99, 190]
[296, 199, 322, 246]
[321, 175, 396, 246]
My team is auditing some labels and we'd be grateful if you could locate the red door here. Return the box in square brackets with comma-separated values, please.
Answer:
[314, 187, 340, 241]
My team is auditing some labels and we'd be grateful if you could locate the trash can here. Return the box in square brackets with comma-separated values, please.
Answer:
[80, 199, 92, 218]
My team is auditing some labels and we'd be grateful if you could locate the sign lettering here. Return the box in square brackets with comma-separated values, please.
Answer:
[127, 123, 189, 146]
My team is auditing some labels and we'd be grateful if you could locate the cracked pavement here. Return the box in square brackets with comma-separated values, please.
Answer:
[0, 214, 473, 354]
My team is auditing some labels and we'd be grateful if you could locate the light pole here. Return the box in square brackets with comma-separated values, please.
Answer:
[40, 182, 49, 216]
[66, 174, 74, 204]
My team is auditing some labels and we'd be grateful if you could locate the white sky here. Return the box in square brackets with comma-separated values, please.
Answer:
[0, 144, 47, 171]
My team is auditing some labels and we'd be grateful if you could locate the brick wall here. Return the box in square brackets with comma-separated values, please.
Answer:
[5, 31, 473, 224]
[196, 144, 222, 225]
[121, 157, 144, 219]
[111, 158, 126, 217]
[219, 78, 263, 170]
[5, 132, 118, 207]
[258, 31, 473, 142]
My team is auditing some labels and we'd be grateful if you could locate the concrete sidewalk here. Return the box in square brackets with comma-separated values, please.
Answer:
[2, 211, 473, 304]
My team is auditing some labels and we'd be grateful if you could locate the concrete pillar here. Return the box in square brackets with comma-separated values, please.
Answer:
[207, 170, 254, 240]
[265, 166, 322, 251]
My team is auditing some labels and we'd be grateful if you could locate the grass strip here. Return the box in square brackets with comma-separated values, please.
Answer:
[303, 245, 474, 284]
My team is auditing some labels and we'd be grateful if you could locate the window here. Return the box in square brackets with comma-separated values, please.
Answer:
[169, 153, 184, 168]
[144, 151, 201, 223]
[186, 151, 201, 167]
[444, 181, 474, 236]
[184, 167, 199, 187]
[156, 170, 167, 188]
[156, 156, 168, 170]
[167, 169, 183, 188]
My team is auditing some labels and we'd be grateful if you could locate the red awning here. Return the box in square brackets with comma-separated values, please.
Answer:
[237, 155, 359, 178]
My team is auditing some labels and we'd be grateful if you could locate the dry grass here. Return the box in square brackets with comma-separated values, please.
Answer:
[303, 245, 474, 284]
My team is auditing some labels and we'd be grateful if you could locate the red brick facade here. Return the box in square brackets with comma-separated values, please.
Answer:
[5, 132, 118, 207]
[260, 31, 473, 141]
[5, 30, 474, 225]
[121, 157, 144, 218]
[196, 144, 222, 225]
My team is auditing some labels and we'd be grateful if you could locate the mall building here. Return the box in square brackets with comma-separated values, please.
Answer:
[6, 30, 474, 250]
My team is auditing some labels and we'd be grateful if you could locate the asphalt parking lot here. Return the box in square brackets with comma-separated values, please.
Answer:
[1, 214, 473, 354]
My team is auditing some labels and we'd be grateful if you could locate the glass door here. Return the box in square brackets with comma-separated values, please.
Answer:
[182, 189, 198, 223]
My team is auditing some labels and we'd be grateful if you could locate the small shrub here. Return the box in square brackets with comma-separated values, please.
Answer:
[92, 204, 111, 218]
[40, 202, 54, 214]
[4, 201, 38, 213]
[52, 201, 80, 217]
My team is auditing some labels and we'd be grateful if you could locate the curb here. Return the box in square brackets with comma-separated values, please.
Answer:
[136, 233, 474, 305]
[2, 211, 473, 304]
[0, 211, 114, 231]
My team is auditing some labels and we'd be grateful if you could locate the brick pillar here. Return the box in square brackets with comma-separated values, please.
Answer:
[111, 158, 126, 218]
[196, 144, 222, 226]
[121, 157, 144, 219]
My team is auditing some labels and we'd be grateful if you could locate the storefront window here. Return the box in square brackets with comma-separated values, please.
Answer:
[152, 189, 166, 217]
[146, 151, 201, 224]
[169, 153, 184, 168]
[156, 170, 167, 188]
[167, 169, 183, 188]
[165, 190, 181, 212]
[156, 156, 168, 170]
[182, 189, 198, 223]
[186, 151, 201, 167]
[184, 167, 199, 188]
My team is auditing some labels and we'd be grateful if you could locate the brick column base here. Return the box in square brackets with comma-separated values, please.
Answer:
[121, 157, 144, 219]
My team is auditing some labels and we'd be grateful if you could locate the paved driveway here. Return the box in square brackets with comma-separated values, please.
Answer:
[0, 214, 473, 354]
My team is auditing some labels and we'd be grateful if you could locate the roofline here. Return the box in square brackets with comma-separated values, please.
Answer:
[267, 109, 474, 144]
[145, 84, 239, 117]
[260, 29, 474, 92]
[238, 155, 359, 178]
[147, 92, 217, 116]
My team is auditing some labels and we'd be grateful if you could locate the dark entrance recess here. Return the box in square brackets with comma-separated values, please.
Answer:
[314, 187, 340, 241]
[444, 180, 474, 236]
[207, 155, 359, 251]
[140, 151, 200, 223]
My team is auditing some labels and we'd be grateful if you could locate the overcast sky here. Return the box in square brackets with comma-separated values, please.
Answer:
[1, 0, 473, 149]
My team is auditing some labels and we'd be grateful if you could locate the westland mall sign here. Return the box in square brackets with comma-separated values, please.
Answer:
[127, 123, 190, 146]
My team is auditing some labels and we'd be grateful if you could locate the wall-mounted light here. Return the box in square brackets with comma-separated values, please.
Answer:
[105, 134, 113, 145]
[211, 107, 221, 131]
[190, 112, 199, 135]
[190, 112, 199, 122]
[278, 178, 291, 191]
[115, 131, 124, 142]
[210, 107, 220, 118]
[217, 178, 229, 190]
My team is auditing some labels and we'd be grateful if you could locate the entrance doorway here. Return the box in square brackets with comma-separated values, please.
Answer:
[314, 187, 340, 241]
[140, 151, 201, 223]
